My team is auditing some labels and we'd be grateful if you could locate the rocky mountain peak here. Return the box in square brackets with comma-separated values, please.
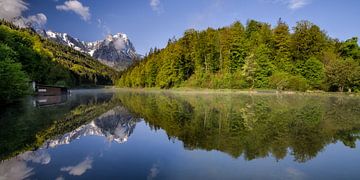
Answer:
[38, 29, 141, 70]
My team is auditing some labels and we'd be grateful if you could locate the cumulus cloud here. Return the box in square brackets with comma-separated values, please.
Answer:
[27, 13, 47, 26]
[0, 158, 34, 180]
[0, 149, 53, 180]
[0, 0, 28, 21]
[23, 13, 47, 28]
[0, 149, 55, 180]
[150, 0, 162, 13]
[12, 13, 47, 28]
[18, 150, 51, 165]
[61, 157, 93, 176]
[0, 0, 47, 28]
[56, 0, 91, 21]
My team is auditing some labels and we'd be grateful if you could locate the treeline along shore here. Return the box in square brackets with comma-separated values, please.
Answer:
[117, 20, 360, 93]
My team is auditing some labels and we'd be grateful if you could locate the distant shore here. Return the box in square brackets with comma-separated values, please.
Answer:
[112, 87, 360, 97]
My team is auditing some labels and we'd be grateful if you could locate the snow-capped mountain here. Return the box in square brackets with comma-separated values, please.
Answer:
[42, 106, 140, 149]
[38, 29, 140, 70]
[90, 33, 139, 69]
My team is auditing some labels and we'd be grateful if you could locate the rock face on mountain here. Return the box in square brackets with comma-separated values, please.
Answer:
[38, 30, 140, 70]
[91, 33, 139, 69]
[42, 106, 139, 149]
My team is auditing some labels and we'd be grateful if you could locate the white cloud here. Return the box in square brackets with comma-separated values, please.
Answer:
[0, 0, 28, 21]
[0, 149, 55, 180]
[13, 13, 47, 28]
[26, 13, 47, 27]
[0, 158, 34, 180]
[61, 157, 93, 176]
[56, 0, 91, 21]
[0, 0, 47, 28]
[19, 150, 51, 165]
[150, 0, 162, 13]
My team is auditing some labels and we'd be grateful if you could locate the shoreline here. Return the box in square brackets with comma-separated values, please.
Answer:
[111, 87, 360, 97]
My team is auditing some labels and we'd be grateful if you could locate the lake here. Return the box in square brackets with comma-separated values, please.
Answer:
[1, 89, 360, 180]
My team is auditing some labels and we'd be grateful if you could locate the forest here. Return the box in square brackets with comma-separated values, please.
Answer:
[0, 20, 119, 103]
[117, 20, 360, 92]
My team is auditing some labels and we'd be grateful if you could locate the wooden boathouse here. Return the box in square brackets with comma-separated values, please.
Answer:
[33, 82, 68, 96]
[34, 95, 68, 107]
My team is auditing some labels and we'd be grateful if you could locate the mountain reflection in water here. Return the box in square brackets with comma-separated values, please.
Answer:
[0, 105, 138, 179]
[1, 90, 360, 179]
[43, 106, 139, 148]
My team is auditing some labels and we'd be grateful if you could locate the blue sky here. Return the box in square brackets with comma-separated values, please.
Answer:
[4, 0, 360, 54]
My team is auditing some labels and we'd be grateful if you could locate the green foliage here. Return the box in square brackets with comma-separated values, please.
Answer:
[118, 19, 359, 92]
[0, 20, 118, 92]
[287, 75, 309, 92]
[291, 21, 327, 61]
[252, 44, 274, 88]
[269, 72, 309, 91]
[269, 72, 289, 90]
[339, 37, 360, 61]
[227, 22, 246, 73]
[273, 19, 293, 72]
[0, 47, 29, 103]
[242, 54, 258, 88]
[299, 57, 325, 88]
[325, 58, 360, 92]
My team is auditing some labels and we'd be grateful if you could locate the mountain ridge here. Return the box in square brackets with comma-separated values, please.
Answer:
[38, 29, 141, 70]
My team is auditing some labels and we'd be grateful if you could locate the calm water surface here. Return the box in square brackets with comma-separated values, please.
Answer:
[1, 89, 360, 180]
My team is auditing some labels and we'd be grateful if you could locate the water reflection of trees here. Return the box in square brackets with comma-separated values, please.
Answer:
[117, 92, 360, 162]
[2, 91, 360, 163]
[0, 92, 115, 160]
